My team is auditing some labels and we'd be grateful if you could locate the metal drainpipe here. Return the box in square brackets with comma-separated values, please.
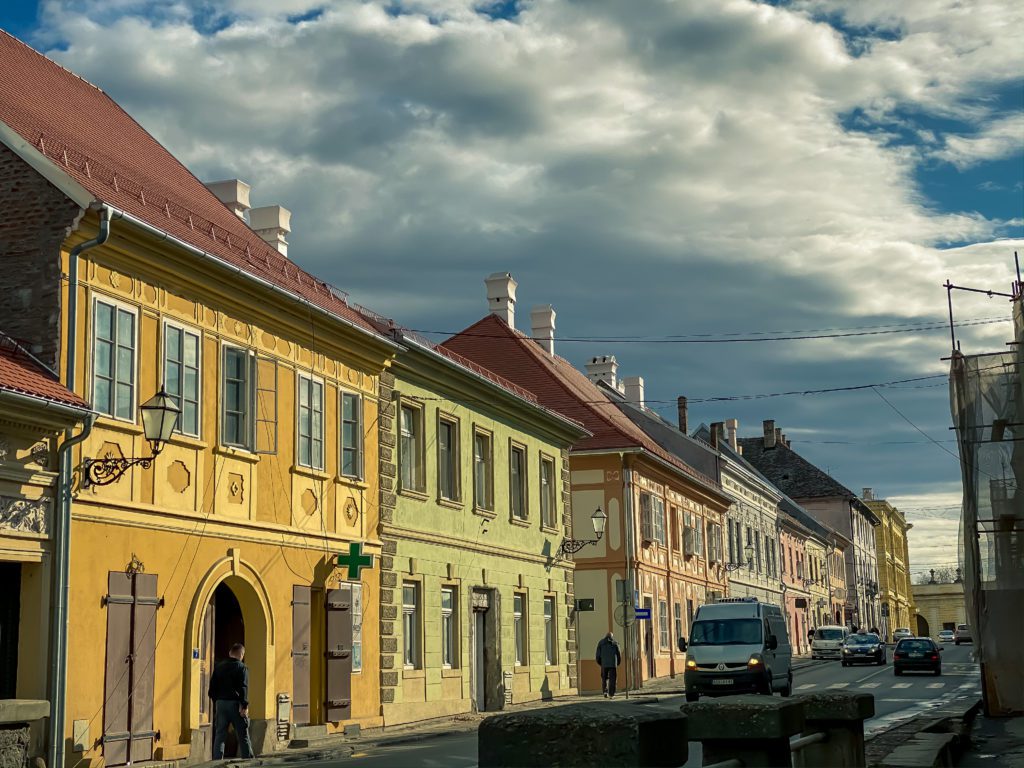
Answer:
[621, 454, 634, 696]
[49, 205, 111, 768]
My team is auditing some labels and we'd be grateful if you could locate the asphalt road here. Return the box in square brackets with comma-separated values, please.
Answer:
[269, 644, 980, 768]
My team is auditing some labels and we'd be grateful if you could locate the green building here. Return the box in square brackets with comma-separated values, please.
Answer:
[374, 327, 588, 725]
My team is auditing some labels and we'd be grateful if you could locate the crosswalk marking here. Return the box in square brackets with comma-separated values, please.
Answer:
[893, 683, 912, 689]
[828, 683, 849, 689]
[927, 683, 945, 689]
[797, 683, 817, 690]
[860, 683, 880, 689]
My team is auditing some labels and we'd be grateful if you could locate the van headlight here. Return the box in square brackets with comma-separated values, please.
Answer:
[747, 656, 761, 667]
[686, 659, 697, 669]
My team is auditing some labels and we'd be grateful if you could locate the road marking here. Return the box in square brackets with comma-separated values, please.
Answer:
[828, 683, 849, 689]
[854, 666, 892, 684]
[860, 683, 880, 689]
[797, 683, 817, 690]
[927, 683, 946, 689]
[893, 683, 912, 689]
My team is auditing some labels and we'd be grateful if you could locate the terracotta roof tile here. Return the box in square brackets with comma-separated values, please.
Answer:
[0, 31, 385, 339]
[0, 332, 89, 410]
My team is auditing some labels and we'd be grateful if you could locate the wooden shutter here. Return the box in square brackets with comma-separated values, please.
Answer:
[199, 602, 215, 724]
[102, 571, 159, 767]
[291, 586, 311, 726]
[324, 587, 353, 722]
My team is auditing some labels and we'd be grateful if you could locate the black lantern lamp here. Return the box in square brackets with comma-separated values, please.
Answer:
[724, 542, 755, 572]
[555, 506, 607, 559]
[84, 389, 180, 487]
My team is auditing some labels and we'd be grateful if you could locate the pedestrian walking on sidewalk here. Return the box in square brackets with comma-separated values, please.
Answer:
[596, 632, 622, 698]
[209, 642, 254, 759]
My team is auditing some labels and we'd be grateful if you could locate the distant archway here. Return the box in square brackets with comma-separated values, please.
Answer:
[915, 614, 930, 637]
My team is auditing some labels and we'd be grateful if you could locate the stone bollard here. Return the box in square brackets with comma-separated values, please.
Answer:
[794, 693, 874, 768]
[681, 694, 804, 768]
[478, 701, 687, 768]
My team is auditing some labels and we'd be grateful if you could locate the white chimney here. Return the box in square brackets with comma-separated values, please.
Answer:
[205, 179, 251, 219]
[725, 418, 739, 451]
[530, 305, 556, 356]
[249, 205, 291, 257]
[485, 272, 518, 328]
[863, 487, 874, 501]
[623, 376, 645, 409]
[585, 356, 619, 389]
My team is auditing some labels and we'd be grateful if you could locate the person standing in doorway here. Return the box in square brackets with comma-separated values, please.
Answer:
[596, 632, 622, 698]
[209, 642, 254, 759]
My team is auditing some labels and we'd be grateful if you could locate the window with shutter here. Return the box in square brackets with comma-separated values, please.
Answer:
[640, 492, 653, 543]
[291, 586, 311, 726]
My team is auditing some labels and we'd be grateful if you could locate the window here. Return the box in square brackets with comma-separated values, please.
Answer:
[674, 602, 683, 645]
[340, 392, 362, 478]
[403, 582, 420, 668]
[543, 596, 555, 665]
[297, 375, 324, 470]
[640, 493, 653, 542]
[222, 346, 254, 449]
[670, 506, 680, 551]
[438, 417, 459, 501]
[93, 299, 136, 420]
[474, 430, 493, 510]
[755, 530, 762, 572]
[510, 444, 527, 520]
[683, 511, 696, 556]
[513, 593, 526, 666]
[441, 588, 457, 668]
[351, 583, 363, 672]
[694, 515, 704, 557]
[400, 404, 425, 492]
[658, 600, 669, 649]
[163, 322, 200, 436]
[728, 519, 735, 562]
[540, 456, 557, 529]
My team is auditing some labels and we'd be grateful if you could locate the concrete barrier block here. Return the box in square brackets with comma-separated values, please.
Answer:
[800, 692, 875, 722]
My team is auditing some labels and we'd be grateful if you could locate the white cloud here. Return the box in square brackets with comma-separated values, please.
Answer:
[934, 114, 1024, 170]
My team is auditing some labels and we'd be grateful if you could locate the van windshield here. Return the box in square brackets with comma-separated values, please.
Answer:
[689, 619, 763, 646]
[814, 628, 844, 641]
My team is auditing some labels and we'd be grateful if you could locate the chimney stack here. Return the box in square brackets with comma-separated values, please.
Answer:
[725, 418, 739, 451]
[530, 305, 556, 356]
[249, 205, 291, 256]
[205, 179, 251, 219]
[710, 421, 724, 450]
[585, 356, 619, 389]
[485, 272, 518, 328]
[775, 427, 783, 447]
[763, 419, 776, 449]
[677, 396, 688, 435]
[623, 376, 645, 409]
[862, 487, 874, 501]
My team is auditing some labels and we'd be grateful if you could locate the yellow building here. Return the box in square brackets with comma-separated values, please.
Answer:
[2, 34, 399, 766]
[913, 581, 967, 639]
[862, 489, 915, 640]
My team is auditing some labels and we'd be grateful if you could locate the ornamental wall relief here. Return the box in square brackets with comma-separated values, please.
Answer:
[0, 496, 51, 535]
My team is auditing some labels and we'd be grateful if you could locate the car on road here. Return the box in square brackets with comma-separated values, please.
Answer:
[892, 628, 913, 643]
[841, 632, 887, 666]
[893, 637, 942, 676]
[680, 597, 793, 702]
[811, 625, 849, 660]
[954, 624, 972, 645]
[937, 629, 955, 644]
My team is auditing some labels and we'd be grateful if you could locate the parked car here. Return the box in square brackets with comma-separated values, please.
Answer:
[811, 625, 849, 660]
[937, 629, 955, 644]
[894, 637, 942, 676]
[680, 597, 793, 701]
[954, 624, 972, 645]
[841, 632, 887, 666]
[892, 628, 913, 643]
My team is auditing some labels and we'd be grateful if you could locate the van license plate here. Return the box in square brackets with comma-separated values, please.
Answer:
[712, 679, 731, 686]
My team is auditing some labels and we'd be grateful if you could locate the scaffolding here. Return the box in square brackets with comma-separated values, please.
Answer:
[948, 265, 1024, 716]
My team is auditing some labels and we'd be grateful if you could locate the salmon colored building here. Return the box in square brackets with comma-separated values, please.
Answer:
[442, 276, 731, 692]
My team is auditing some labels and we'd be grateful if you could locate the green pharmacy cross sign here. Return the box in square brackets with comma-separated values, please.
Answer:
[337, 542, 374, 580]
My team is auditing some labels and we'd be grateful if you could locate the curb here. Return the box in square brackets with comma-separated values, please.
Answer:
[867, 695, 983, 768]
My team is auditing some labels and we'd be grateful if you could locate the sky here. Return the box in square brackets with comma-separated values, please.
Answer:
[3, 0, 1021, 580]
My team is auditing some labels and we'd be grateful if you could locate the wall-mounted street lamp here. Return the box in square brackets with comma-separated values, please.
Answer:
[555, 507, 608, 559]
[723, 543, 755, 572]
[84, 389, 180, 487]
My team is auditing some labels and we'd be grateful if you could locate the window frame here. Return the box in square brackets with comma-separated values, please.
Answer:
[437, 413, 461, 502]
[543, 595, 556, 665]
[339, 389, 363, 479]
[441, 586, 458, 669]
[220, 342, 256, 450]
[161, 318, 202, 438]
[402, 581, 421, 669]
[539, 453, 557, 530]
[296, 372, 326, 471]
[509, 440, 528, 522]
[658, 599, 670, 649]
[513, 592, 527, 666]
[351, 582, 363, 673]
[91, 296, 139, 422]
[473, 427, 494, 512]
[399, 401, 426, 494]
[674, 602, 683, 646]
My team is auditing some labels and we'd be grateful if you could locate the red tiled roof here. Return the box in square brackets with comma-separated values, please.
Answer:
[0, 332, 89, 410]
[441, 314, 721, 490]
[0, 31, 385, 339]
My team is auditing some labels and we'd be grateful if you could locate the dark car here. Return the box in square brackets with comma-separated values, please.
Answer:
[841, 632, 886, 666]
[894, 638, 942, 676]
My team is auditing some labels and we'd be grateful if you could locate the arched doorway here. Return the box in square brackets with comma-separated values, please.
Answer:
[915, 614, 930, 638]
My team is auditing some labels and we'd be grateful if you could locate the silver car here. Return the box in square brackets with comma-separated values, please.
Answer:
[893, 628, 913, 643]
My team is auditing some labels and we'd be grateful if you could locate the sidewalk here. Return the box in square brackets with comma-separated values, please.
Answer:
[958, 714, 1024, 768]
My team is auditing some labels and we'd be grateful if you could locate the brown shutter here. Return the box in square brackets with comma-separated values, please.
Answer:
[103, 572, 133, 767]
[324, 587, 352, 722]
[130, 573, 159, 762]
[292, 586, 311, 725]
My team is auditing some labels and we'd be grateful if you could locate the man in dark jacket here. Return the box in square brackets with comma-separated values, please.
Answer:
[209, 643, 254, 758]
[596, 632, 622, 698]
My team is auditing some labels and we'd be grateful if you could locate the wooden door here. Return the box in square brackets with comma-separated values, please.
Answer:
[324, 587, 352, 722]
[197, 600, 215, 759]
[291, 586, 311, 726]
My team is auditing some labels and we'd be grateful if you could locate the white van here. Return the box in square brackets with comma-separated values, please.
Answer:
[811, 625, 849, 659]
[680, 597, 793, 702]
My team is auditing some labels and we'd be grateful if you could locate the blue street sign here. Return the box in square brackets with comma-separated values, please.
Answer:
[634, 608, 652, 620]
